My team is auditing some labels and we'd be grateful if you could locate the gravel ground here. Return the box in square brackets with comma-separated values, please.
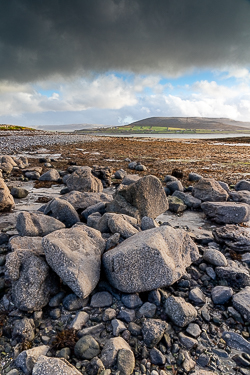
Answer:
[0, 132, 100, 154]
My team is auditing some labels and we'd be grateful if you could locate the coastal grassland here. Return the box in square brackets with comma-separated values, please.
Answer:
[77, 124, 250, 135]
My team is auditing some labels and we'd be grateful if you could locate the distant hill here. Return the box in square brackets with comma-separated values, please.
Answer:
[127, 117, 250, 131]
[75, 117, 250, 134]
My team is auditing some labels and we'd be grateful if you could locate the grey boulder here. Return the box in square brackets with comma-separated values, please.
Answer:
[66, 166, 103, 193]
[106, 175, 169, 220]
[192, 178, 229, 202]
[42, 225, 105, 298]
[201, 201, 250, 224]
[61, 191, 112, 211]
[103, 225, 199, 293]
[5, 249, 59, 311]
[172, 191, 201, 209]
[43, 197, 80, 227]
[212, 286, 233, 304]
[16, 211, 65, 236]
[39, 168, 60, 181]
[230, 190, 250, 205]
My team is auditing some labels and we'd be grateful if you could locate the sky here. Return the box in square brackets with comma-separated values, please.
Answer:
[1, 0, 250, 129]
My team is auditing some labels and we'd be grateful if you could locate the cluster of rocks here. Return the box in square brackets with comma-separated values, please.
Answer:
[2, 154, 250, 374]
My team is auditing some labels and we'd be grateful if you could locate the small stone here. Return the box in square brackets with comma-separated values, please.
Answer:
[90, 292, 113, 307]
[128, 322, 141, 336]
[149, 347, 166, 365]
[117, 348, 135, 375]
[63, 294, 88, 311]
[138, 302, 157, 318]
[189, 287, 206, 305]
[74, 335, 100, 360]
[121, 293, 143, 309]
[50, 308, 61, 320]
[165, 296, 197, 327]
[142, 319, 167, 348]
[179, 332, 197, 349]
[111, 319, 127, 336]
[69, 311, 89, 330]
[186, 323, 201, 338]
[197, 353, 210, 367]
[117, 308, 136, 323]
[211, 286, 233, 304]
[203, 248, 227, 267]
[103, 308, 116, 321]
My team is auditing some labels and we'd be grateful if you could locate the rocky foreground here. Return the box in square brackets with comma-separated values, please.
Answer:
[2, 149, 250, 375]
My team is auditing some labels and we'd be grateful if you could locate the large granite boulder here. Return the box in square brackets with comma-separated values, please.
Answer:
[42, 225, 105, 298]
[66, 166, 103, 193]
[32, 356, 82, 375]
[61, 191, 113, 211]
[106, 175, 169, 220]
[16, 211, 65, 236]
[0, 178, 15, 211]
[43, 197, 80, 227]
[201, 202, 250, 224]
[103, 225, 199, 293]
[5, 249, 59, 311]
[192, 178, 229, 202]
[213, 224, 250, 252]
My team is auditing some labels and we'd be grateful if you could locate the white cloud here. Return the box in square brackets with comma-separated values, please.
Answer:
[1, 73, 250, 125]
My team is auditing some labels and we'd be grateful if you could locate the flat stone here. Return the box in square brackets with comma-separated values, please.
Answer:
[69, 311, 89, 330]
[201, 201, 250, 224]
[186, 323, 201, 338]
[179, 332, 198, 349]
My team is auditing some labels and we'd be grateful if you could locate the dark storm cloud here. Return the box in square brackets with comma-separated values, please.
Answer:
[1, 0, 250, 82]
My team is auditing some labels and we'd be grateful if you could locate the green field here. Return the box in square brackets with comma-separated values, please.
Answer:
[78, 124, 250, 135]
